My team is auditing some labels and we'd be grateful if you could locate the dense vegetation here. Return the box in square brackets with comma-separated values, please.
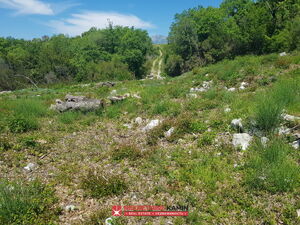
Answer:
[0, 24, 154, 91]
[165, 0, 300, 76]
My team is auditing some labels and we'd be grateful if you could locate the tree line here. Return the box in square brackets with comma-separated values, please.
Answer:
[0, 24, 154, 91]
[165, 0, 300, 76]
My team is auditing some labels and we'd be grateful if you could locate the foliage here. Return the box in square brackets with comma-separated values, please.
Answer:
[8, 116, 39, 133]
[166, 0, 300, 75]
[0, 180, 59, 225]
[245, 139, 300, 193]
[0, 25, 154, 91]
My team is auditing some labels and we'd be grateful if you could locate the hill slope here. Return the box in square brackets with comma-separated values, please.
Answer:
[0, 52, 300, 224]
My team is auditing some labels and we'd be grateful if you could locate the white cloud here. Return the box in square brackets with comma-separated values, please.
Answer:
[49, 11, 155, 36]
[0, 0, 53, 15]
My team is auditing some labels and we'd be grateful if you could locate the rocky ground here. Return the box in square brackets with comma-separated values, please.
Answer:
[0, 52, 300, 225]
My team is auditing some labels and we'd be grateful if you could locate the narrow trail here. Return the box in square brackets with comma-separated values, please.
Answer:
[148, 48, 164, 80]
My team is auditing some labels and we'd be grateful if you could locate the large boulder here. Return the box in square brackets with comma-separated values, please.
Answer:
[50, 95, 104, 112]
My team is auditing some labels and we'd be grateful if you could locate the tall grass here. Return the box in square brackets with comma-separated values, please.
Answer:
[3, 99, 48, 133]
[246, 139, 299, 193]
[254, 79, 299, 133]
[0, 180, 59, 224]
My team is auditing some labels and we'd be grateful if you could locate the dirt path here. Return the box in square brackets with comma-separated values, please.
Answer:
[148, 48, 164, 80]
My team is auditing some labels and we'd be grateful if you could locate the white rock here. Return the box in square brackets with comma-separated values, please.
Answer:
[190, 81, 213, 93]
[133, 94, 141, 99]
[24, 163, 36, 172]
[165, 127, 175, 138]
[65, 205, 76, 212]
[261, 137, 269, 147]
[123, 124, 132, 129]
[228, 87, 236, 92]
[282, 113, 300, 121]
[279, 52, 287, 57]
[224, 108, 231, 113]
[232, 133, 252, 150]
[231, 118, 243, 131]
[297, 209, 300, 217]
[110, 90, 117, 96]
[278, 127, 291, 135]
[142, 120, 161, 132]
[187, 93, 198, 98]
[135, 117, 143, 125]
[0, 91, 12, 95]
[291, 140, 299, 149]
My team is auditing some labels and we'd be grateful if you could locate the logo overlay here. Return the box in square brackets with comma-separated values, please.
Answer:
[112, 205, 189, 217]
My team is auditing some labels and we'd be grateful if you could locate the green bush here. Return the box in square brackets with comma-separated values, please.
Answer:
[8, 116, 39, 133]
[0, 180, 59, 225]
[245, 139, 300, 193]
[81, 170, 128, 198]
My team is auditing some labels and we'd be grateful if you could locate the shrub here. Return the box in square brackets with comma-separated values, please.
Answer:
[81, 170, 128, 198]
[8, 116, 39, 133]
[0, 180, 59, 225]
[245, 139, 300, 193]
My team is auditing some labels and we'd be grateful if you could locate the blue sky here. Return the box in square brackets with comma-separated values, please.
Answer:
[0, 0, 222, 39]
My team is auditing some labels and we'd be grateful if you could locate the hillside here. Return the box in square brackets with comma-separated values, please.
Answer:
[0, 51, 299, 224]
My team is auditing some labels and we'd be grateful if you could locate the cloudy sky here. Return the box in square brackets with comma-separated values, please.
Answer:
[0, 0, 222, 39]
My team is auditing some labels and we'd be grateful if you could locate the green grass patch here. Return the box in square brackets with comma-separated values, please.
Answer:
[0, 180, 60, 225]
[245, 139, 300, 193]
[81, 170, 128, 198]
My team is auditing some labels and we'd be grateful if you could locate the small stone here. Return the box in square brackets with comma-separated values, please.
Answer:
[135, 117, 143, 125]
[282, 113, 300, 121]
[232, 133, 252, 150]
[105, 218, 113, 225]
[228, 87, 236, 92]
[142, 120, 161, 132]
[291, 140, 299, 149]
[224, 108, 231, 113]
[111, 90, 117, 96]
[123, 124, 132, 129]
[278, 127, 291, 135]
[261, 137, 269, 147]
[234, 164, 238, 168]
[24, 163, 36, 172]
[165, 127, 175, 138]
[297, 209, 300, 217]
[187, 93, 198, 98]
[231, 118, 243, 132]
[133, 94, 141, 99]
[65, 205, 76, 212]
[279, 52, 287, 57]
[216, 152, 222, 156]
[37, 139, 47, 144]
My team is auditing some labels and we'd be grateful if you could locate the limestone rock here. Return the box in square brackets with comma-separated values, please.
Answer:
[24, 163, 36, 172]
[231, 118, 243, 132]
[165, 127, 175, 138]
[142, 120, 161, 132]
[232, 133, 252, 150]
[50, 95, 104, 112]
[261, 137, 269, 147]
[135, 117, 143, 125]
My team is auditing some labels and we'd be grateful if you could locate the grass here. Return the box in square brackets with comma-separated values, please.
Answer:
[81, 170, 128, 198]
[0, 52, 300, 224]
[245, 139, 300, 193]
[254, 78, 300, 133]
[0, 180, 60, 225]
[111, 144, 143, 161]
